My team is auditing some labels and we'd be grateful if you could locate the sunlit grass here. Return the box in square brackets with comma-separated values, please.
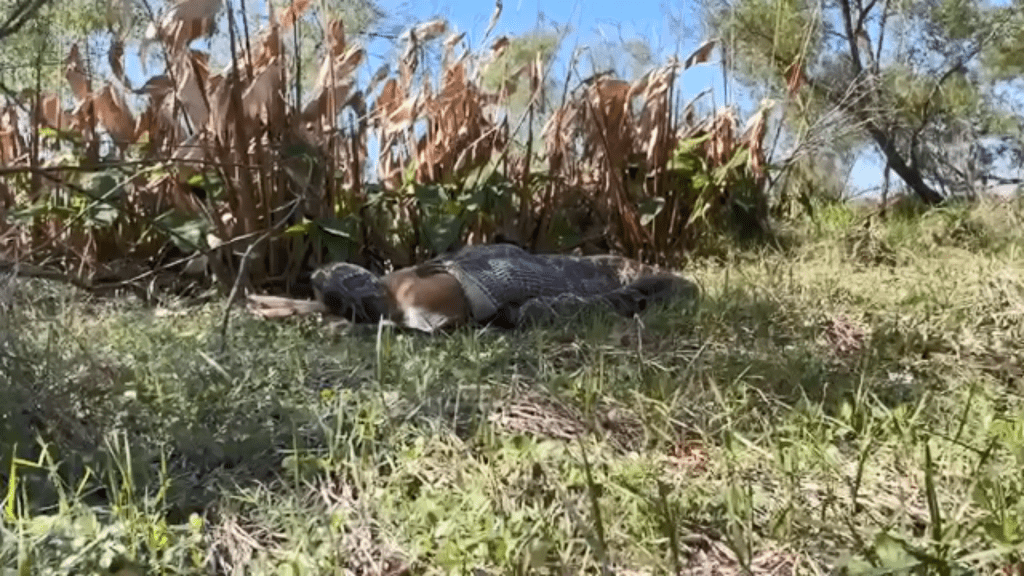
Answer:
[3, 198, 1024, 574]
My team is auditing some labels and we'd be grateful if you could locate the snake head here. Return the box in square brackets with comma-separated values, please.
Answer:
[311, 262, 392, 323]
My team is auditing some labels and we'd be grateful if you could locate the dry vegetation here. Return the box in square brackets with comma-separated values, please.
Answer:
[0, 0, 768, 297]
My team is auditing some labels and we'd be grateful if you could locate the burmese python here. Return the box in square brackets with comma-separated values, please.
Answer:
[290, 243, 698, 332]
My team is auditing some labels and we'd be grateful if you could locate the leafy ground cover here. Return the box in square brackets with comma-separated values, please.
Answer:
[3, 198, 1024, 575]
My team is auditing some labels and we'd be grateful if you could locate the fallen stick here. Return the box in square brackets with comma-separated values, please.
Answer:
[246, 294, 327, 318]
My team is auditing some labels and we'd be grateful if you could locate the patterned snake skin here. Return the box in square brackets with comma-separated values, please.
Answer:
[311, 244, 698, 331]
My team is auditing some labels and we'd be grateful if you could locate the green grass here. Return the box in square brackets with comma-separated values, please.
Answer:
[4, 198, 1024, 575]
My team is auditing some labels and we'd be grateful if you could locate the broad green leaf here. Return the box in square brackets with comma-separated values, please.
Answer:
[637, 196, 666, 226]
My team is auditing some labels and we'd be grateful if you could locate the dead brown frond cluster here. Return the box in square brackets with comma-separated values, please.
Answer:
[539, 46, 771, 264]
[372, 28, 504, 190]
[0, 11, 769, 295]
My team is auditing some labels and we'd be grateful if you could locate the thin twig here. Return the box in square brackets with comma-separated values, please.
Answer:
[218, 230, 268, 353]
[217, 198, 302, 352]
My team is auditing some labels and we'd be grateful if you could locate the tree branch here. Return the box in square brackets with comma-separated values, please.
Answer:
[856, 0, 878, 36]
[0, 0, 50, 42]
[875, 0, 890, 72]
[838, 0, 864, 74]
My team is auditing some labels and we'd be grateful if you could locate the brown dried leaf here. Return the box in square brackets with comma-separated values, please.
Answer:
[451, 129, 499, 177]
[171, 133, 207, 171]
[412, 58, 500, 184]
[742, 99, 773, 180]
[206, 74, 231, 139]
[640, 66, 676, 102]
[628, 71, 651, 101]
[315, 46, 364, 93]
[372, 78, 407, 177]
[39, 94, 73, 131]
[384, 94, 420, 136]
[251, 24, 282, 71]
[242, 57, 282, 121]
[373, 78, 401, 119]
[396, 20, 445, 92]
[367, 63, 390, 96]
[174, 53, 211, 129]
[247, 294, 327, 318]
[590, 79, 631, 142]
[684, 39, 717, 69]
[785, 58, 806, 95]
[484, 0, 502, 39]
[0, 106, 24, 165]
[407, 19, 447, 44]
[490, 36, 510, 59]
[278, 0, 312, 28]
[302, 46, 364, 123]
[821, 313, 867, 358]
[109, 38, 128, 88]
[440, 61, 467, 100]
[64, 44, 91, 102]
[69, 99, 96, 134]
[630, 62, 682, 170]
[145, 0, 223, 53]
[132, 105, 156, 143]
[443, 31, 466, 64]
[326, 18, 346, 56]
[182, 49, 211, 78]
[542, 105, 572, 175]
[94, 84, 137, 147]
[444, 31, 466, 51]
[706, 106, 738, 166]
[134, 75, 175, 98]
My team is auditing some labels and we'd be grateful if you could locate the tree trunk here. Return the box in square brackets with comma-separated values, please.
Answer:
[835, 0, 945, 206]
[865, 124, 945, 205]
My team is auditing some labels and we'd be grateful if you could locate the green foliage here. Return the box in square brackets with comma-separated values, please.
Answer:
[0, 0, 111, 90]
[708, 0, 821, 89]
[707, 0, 1024, 205]
[667, 131, 771, 249]
[279, 179, 517, 266]
[774, 154, 848, 220]
[406, 180, 516, 255]
[981, 10, 1024, 79]
[5, 161, 210, 261]
[479, 28, 562, 116]
[930, 0, 986, 41]
[588, 34, 658, 81]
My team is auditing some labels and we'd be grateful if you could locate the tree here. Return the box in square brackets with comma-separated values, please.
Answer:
[0, 0, 50, 42]
[0, 0, 111, 93]
[705, 0, 1024, 204]
[479, 27, 564, 119]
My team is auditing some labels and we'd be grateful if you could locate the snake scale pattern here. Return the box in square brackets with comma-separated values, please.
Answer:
[310, 243, 698, 332]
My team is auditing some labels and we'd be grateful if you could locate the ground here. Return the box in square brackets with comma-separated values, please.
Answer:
[2, 199, 1024, 575]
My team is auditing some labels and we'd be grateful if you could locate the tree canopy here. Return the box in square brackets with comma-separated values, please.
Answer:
[707, 0, 1024, 203]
